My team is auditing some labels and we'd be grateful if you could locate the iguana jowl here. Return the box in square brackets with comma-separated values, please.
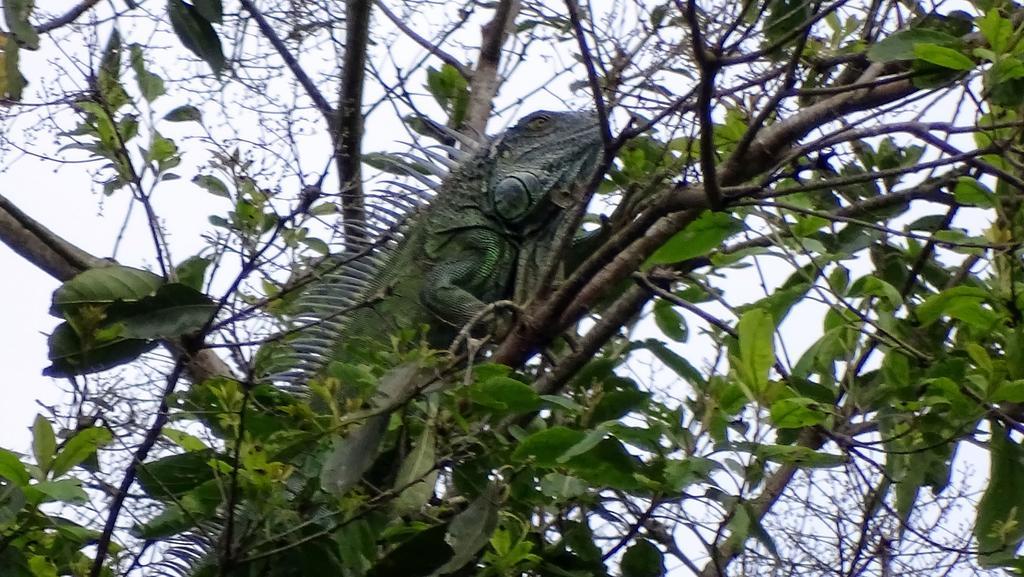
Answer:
[279, 110, 603, 385]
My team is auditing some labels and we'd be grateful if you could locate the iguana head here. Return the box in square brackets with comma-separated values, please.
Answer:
[489, 110, 602, 227]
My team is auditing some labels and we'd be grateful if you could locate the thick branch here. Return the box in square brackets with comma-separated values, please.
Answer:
[36, 0, 102, 34]
[464, 0, 520, 135]
[336, 0, 372, 240]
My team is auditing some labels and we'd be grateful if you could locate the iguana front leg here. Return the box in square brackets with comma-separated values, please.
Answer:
[420, 227, 517, 333]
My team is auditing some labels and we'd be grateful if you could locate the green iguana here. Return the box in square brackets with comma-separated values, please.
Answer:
[276, 109, 602, 383]
[155, 110, 602, 577]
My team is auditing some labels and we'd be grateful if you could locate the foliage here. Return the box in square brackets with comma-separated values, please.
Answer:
[2, 1, 1024, 577]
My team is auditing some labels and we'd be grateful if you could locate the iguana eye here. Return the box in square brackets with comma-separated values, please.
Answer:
[525, 114, 550, 130]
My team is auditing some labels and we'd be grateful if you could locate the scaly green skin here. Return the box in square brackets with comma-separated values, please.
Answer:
[286, 110, 603, 380]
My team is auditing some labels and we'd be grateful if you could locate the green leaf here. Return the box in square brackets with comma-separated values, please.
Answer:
[978, 9, 1011, 54]
[469, 376, 541, 413]
[867, 29, 959, 62]
[648, 211, 743, 265]
[512, 427, 584, 466]
[0, 448, 30, 486]
[0, 33, 26, 100]
[32, 415, 55, 475]
[953, 176, 995, 208]
[113, 283, 216, 339]
[433, 484, 501, 576]
[621, 539, 664, 577]
[167, 0, 225, 76]
[539, 473, 588, 500]
[653, 299, 687, 342]
[737, 308, 775, 393]
[97, 30, 128, 110]
[175, 256, 212, 291]
[50, 427, 113, 478]
[393, 423, 439, 514]
[848, 276, 902, 309]
[193, 174, 229, 197]
[425, 64, 469, 126]
[916, 286, 991, 325]
[164, 104, 203, 122]
[663, 458, 717, 491]
[3, 0, 39, 50]
[137, 450, 219, 499]
[756, 445, 845, 468]
[769, 396, 827, 428]
[320, 414, 388, 496]
[44, 322, 157, 377]
[976, 422, 1024, 566]
[51, 266, 163, 314]
[129, 44, 166, 102]
[913, 43, 974, 70]
[764, 0, 808, 47]
[26, 479, 88, 503]
[641, 339, 706, 388]
[193, 0, 223, 23]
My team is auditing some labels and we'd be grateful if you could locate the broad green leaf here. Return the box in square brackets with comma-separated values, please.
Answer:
[737, 308, 775, 393]
[978, 9, 1011, 53]
[164, 104, 202, 122]
[913, 43, 974, 70]
[916, 286, 991, 325]
[764, 0, 808, 47]
[867, 29, 959, 62]
[540, 473, 588, 500]
[641, 339, 706, 388]
[51, 266, 163, 313]
[621, 539, 664, 577]
[648, 211, 743, 265]
[321, 414, 388, 496]
[167, 0, 225, 76]
[663, 457, 717, 491]
[756, 445, 845, 468]
[192, 174, 229, 197]
[28, 556, 57, 577]
[194, 0, 223, 23]
[50, 427, 112, 478]
[136, 449, 218, 499]
[97, 30, 128, 110]
[469, 376, 541, 413]
[954, 176, 994, 208]
[3, 0, 38, 49]
[44, 322, 157, 377]
[769, 396, 827, 428]
[0, 33, 25, 100]
[393, 423, 439, 514]
[990, 380, 1024, 403]
[653, 299, 687, 342]
[976, 423, 1024, 566]
[26, 479, 88, 504]
[0, 448, 29, 486]
[562, 438, 643, 490]
[114, 283, 216, 339]
[32, 415, 55, 475]
[129, 44, 166, 102]
[433, 484, 501, 576]
[849, 276, 902, 309]
[175, 256, 212, 291]
[512, 427, 584, 466]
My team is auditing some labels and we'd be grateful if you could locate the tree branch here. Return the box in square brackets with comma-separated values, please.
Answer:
[464, 0, 519, 135]
[335, 0, 372, 241]
[36, 0, 103, 34]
